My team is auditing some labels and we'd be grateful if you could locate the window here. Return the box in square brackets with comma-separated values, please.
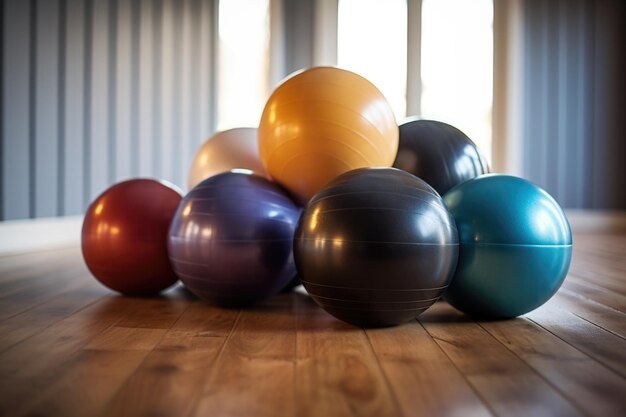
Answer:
[217, 0, 270, 131]
[337, 0, 408, 120]
[421, 0, 493, 162]
[217, 0, 494, 159]
[338, 0, 493, 161]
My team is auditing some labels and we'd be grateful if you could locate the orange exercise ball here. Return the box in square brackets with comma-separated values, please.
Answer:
[187, 127, 266, 190]
[258, 67, 399, 204]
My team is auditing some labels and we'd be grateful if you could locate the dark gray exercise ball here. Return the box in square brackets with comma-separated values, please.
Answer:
[294, 167, 459, 327]
[393, 119, 490, 195]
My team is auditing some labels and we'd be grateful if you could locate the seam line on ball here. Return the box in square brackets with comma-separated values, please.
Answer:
[460, 243, 573, 248]
[316, 304, 431, 313]
[310, 190, 441, 207]
[309, 294, 442, 304]
[302, 280, 449, 291]
[296, 237, 459, 246]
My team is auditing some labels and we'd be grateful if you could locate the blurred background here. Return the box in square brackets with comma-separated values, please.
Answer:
[0, 0, 624, 249]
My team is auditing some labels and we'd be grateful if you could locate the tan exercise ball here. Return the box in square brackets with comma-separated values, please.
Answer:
[188, 128, 266, 190]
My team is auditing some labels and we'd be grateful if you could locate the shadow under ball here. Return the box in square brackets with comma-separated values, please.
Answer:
[393, 119, 490, 195]
[81, 179, 182, 295]
[443, 174, 572, 319]
[295, 168, 459, 327]
[168, 171, 300, 307]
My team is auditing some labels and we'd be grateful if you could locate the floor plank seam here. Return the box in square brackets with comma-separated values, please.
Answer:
[568, 279, 625, 299]
[93, 300, 195, 417]
[418, 319, 498, 417]
[561, 287, 626, 317]
[574, 273, 626, 289]
[0, 275, 98, 319]
[526, 316, 626, 380]
[0, 294, 103, 354]
[2, 236, 625, 416]
[563, 281, 626, 314]
[567, 310, 626, 341]
[186, 309, 243, 417]
[294, 295, 300, 417]
[0, 270, 95, 321]
[0, 295, 125, 359]
[475, 320, 590, 416]
[363, 329, 405, 417]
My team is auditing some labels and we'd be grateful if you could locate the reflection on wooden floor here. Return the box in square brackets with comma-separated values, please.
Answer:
[0, 234, 624, 417]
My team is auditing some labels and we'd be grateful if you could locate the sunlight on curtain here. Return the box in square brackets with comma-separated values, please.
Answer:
[217, 0, 270, 131]
[421, 0, 493, 162]
[338, 0, 408, 120]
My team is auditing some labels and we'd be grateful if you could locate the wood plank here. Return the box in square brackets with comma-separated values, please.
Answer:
[479, 315, 626, 417]
[99, 302, 238, 417]
[192, 294, 297, 417]
[0, 256, 86, 293]
[12, 295, 190, 417]
[294, 294, 400, 417]
[0, 266, 92, 321]
[572, 256, 626, 280]
[572, 235, 626, 257]
[420, 302, 584, 417]
[0, 245, 81, 277]
[552, 288, 626, 338]
[526, 303, 626, 378]
[84, 326, 167, 351]
[366, 321, 492, 417]
[568, 268, 626, 297]
[571, 247, 626, 282]
[19, 350, 148, 417]
[0, 280, 106, 352]
[0, 258, 84, 290]
[575, 247, 626, 266]
[114, 291, 190, 329]
[0, 296, 130, 416]
[1, 232, 626, 416]
[562, 275, 626, 313]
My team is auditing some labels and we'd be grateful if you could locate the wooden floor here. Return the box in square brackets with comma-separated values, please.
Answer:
[0, 234, 625, 417]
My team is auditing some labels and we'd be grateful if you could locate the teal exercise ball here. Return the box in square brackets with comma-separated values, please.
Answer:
[442, 174, 572, 319]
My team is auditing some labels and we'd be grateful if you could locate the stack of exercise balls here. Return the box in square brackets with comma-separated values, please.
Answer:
[82, 66, 572, 326]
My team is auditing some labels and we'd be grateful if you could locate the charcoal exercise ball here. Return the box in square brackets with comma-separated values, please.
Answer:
[259, 67, 399, 205]
[187, 128, 266, 190]
[168, 171, 300, 307]
[443, 174, 572, 319]
[393, 119, 489, 195]
[295, 167, 459, 327]
[82, 179, 182, 295]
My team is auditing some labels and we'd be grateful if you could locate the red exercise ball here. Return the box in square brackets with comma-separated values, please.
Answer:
[82, 179, 182, 295]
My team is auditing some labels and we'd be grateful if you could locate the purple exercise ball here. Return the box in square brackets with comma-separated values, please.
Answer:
[167, 170, 300, 307]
